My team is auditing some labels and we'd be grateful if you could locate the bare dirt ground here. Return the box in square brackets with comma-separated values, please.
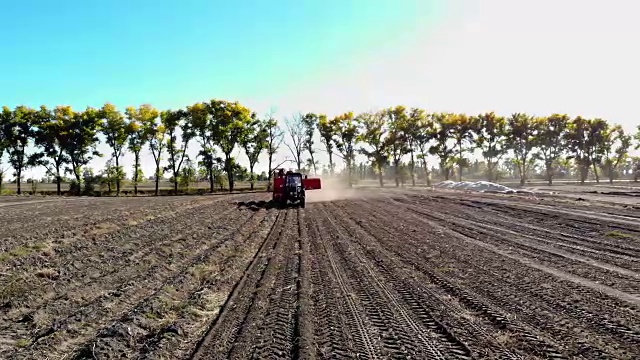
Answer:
[1, 188, 639, 359]
[522, 182, 640, 207]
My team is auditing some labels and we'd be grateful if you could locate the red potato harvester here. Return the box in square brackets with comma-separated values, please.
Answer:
[272, 168, 321, 208]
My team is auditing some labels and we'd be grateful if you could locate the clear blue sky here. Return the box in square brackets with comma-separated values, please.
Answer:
[2, 0, 441, 110]
[2, 0, 445, 178]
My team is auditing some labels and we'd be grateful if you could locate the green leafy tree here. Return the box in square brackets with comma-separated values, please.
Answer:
[473, 112, 507, 182]
[449, 113, 475, 181]
[384, 106, 412, 187]
[600, 124, 631, 183]
[0, 108, 7, 192]
[357, 110, 389, 187]
[565, 116, 591, 183]
[301, 113, 319, 174]
[178, 158, 197, 191]
[1, 106, 38, 194]
[429, 113, 456, 180]
[565, 117, 609, 183]
[331, 111, 360, 187]
[507, 113, 537, 185]
[60, 107, 102, 195]
[100, 158, 122, 193]
[146, 111, 168, 196]
[633, 126, 640, 181]
[232, 161, 250, 182]
[126, 104, 159, 195]
[587, 119, 610, 183]
[163, 109, 193, 194]
[414, 113, 436, 186]
[317, 114, 336, 174]
[99, 103, 129, 195]
[31, 106, 70, 195]
[534, 114, 569, 185]
[405, 108, 427, 186]
[241, 117, 269, 190]
[188, 102, 217, 192]
[208, 99, 253, 192]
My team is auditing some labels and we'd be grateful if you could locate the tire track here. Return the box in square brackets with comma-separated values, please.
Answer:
[309, 207, 381, 359]
[329, 201, 526, 360]
[247, 210, 301, 359]
[408, 195, 640, 265]
[3, 203, 245, 357]
[189, 209, 288, 359]
[402, 201, 640, 304]
[319, 203, 472, 359]
[361, 196, 639, 358]
[315, 204, 459, 359]
[138, 209, 281, 360]
[406, 202, 640, 292]
[359, 199, 582, 359]
[303, 209, 362, 359]
[1, 204, 239, 325]
[13, 206, 265, 359]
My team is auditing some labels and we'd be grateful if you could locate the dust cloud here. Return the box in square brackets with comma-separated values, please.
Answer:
[306, 176, 375, 203]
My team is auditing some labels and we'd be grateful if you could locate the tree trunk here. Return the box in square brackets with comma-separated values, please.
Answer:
[328, 152, 334, 175]
[154, 163, 160, 196]
[457, 143, 463, 182]
[443, 164, 450, 181]
[267, 154, 273, 192]
[208, 167, 214, 193]
[377, 163, 384, 187]
[133, 154, 140, 195]
[394, 160, 400, 187]
[296, 155, 302, 172]
[410, 150, 416, 186]
[74, 169, 82, 196]
[226, 155, 234, 192]
[422, 159, 430, 186]
[347, 158, 353, 188]
[115, 156, 121, 195]
[310, 153, 317, 175]
[592, 163, 600, 183]
[16, 168, 22, 195]
[579, 165, 588, 184]
[327, 151, 334, 176]
[173, 166, 179, 195]
[56, 175, 61, 195]
[249, 164, 255, 190]
[545, 162, 553, 185]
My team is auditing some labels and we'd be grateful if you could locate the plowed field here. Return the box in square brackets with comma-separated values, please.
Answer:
[1, 190, 639, 359]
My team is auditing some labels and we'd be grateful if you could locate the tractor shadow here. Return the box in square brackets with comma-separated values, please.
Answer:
[236, 200, 280, 211]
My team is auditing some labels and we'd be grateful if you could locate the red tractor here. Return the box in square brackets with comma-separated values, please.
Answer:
[272, 168, 321, 208]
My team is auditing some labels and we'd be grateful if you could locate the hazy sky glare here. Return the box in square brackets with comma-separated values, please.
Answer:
[1, 0, 638, 180]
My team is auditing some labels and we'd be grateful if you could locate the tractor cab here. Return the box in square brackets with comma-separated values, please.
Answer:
[286, 172, 303, 186]
[272, 168, 321, 208]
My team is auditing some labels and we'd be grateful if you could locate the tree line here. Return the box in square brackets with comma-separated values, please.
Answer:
[288, 108, 640, 187]
[1, 101, 639, 195]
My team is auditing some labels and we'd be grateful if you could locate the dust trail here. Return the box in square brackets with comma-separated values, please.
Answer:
[305, 176, 383, 203]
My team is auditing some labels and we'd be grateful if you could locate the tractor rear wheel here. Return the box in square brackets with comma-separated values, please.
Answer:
[279, 198, 288, 209]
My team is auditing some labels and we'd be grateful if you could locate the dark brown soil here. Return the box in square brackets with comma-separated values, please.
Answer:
[2, 189, 639, 359]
